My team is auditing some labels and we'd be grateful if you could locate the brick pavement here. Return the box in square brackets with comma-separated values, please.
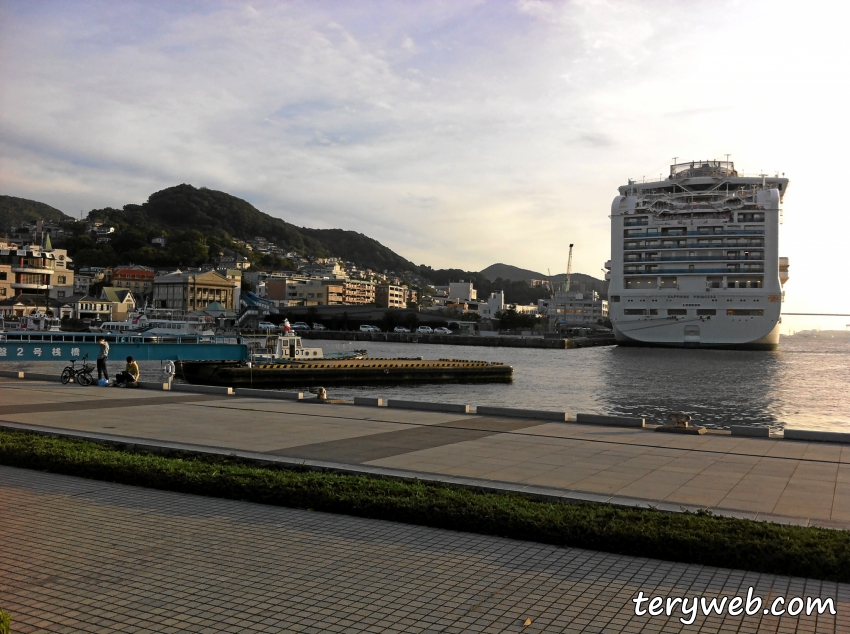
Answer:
[2, 466, 849, 633]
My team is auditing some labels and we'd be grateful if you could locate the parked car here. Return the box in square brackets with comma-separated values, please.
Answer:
[416, 326, 433, 334]
[360, 325, 380, 332]
[291, 322, 310, 330]
[312, 323, 327, 330]
[393, 326, 410, 333]
[433, 327, 452, 334]
[257, 321, 277, 331]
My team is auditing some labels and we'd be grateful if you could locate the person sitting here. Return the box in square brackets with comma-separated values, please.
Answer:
[114, 356, 140, 386]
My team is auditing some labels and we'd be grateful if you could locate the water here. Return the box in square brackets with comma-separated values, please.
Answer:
[5, 338, 848, 431]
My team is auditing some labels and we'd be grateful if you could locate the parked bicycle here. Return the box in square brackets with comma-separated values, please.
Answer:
[60, 354, 95, 386]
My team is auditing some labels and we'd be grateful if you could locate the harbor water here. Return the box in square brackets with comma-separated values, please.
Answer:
[4, 337, 848, 432]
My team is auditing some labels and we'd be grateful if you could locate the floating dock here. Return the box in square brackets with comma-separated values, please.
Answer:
[176, 358, 513, 387]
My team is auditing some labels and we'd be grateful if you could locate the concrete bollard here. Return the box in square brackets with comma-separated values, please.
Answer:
[354, 397, 385, 407]
[237, 388, 303, 400]
[576, 413, 645, 428]
[387, 400, 470, 414]
[171, 384, 234, 396]
[729, 425, 771, 437]
[784, 429, 850, 444]
[476, 406, 570, 422]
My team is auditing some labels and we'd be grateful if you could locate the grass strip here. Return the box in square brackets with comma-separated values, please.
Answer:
[2, 428, 850, 582]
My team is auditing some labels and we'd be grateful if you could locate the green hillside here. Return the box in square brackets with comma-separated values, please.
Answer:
[94, 184, 417, 272]
[0, 195, 72, 232]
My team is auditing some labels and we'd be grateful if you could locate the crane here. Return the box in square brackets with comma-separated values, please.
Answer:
[565, 243, 574, 292]
[547, 268, 555, 298]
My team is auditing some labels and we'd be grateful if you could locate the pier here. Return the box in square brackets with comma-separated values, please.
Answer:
[2, 375, 849, 528]
[299, 330, 616, 349]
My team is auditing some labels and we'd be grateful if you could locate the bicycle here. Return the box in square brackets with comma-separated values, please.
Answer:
[60, 354, 95, 386]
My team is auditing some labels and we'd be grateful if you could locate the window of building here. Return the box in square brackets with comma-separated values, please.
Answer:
[624, 309, 648, 315]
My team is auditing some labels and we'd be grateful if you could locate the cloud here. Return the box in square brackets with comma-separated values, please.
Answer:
[1, 0, 848, 324]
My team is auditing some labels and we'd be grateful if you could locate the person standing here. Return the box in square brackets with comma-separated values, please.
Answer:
[97, 338, 110, 381]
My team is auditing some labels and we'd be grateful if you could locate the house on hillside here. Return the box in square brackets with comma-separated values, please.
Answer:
[99, 288, 136, 321]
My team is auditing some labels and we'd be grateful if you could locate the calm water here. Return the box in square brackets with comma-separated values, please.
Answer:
[5, 338, 849, 431]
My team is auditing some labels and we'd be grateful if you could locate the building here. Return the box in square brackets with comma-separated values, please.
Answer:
[111, 265, 156, 298]
[218, 253, 251, 271]
[478, 291, 505, 319]
[152, 270, 237, 312]
[448, 281, 476, 302]
[266, 279, 344, 306]
[100, 288, 136, 321]
[0, 246, 56, 297]
[538, 290, 608, 327]
[343, 279, 375, 305]
[375, 284, 408, 309]
[74, 296, 115, 321]
[47, 249, 75, 300]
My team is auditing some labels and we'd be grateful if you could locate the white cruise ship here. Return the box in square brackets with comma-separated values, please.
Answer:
[605, 160, 790, 349]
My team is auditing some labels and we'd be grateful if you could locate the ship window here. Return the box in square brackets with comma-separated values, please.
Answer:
[707, 276, 723, 288]
[697, 309, 716, 316]
[727, 309, 764, 316]
[625, 277, 657, 289]
[649, 308, 658, 315]
[660, 277, 678, 288]
[610, 295, 620, 302]
[667, 309, 687, 315]
[624, 309, 648, 315]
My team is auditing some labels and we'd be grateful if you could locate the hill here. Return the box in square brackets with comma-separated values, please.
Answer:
[0, 195, 72, 232]
[97, 184, 418, 273]
[480, 262, 606, 293]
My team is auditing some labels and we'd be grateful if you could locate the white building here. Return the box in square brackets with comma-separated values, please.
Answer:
[539, 290, 608, 327]
[478, 291, 504, 319]
[448, 281, 476, 302]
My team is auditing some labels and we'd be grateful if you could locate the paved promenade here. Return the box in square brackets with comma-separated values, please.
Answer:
[1, 379, 850, 527]
[2, 466, 848, 633]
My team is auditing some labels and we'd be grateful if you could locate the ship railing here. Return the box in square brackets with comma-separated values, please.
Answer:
[626, 256, 764, 263]
[623, 229, 765, 239]
[0, 332, 241, 345]
[623, 267, 764, 275]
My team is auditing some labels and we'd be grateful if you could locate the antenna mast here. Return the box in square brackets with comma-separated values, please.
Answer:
[565, 244, 574, 292]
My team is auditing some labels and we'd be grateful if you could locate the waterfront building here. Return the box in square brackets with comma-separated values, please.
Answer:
[343, 279, 376, 305]
[606, 160, 789, 348]
[99, 288, 136, 321]
[266, 279, 344, 307]
[538, 290, 608, 327]
[110, 265, 155, 299]
[152, 270, 237, 312]
[478, 291, 505, 319]
[375, 284, 408, 309]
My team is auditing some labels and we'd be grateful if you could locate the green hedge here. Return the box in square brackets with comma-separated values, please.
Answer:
[0, 608, 11, 634]
[3, 429, 850, 581]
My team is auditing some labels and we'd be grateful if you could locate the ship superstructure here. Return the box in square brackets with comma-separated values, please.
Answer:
[605, 160, 789, 349]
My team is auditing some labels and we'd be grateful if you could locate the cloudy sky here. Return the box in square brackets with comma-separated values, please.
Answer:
[1, 0, 848, 331]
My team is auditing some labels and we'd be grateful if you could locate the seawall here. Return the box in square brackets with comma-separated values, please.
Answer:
[298, 331, 615, 349]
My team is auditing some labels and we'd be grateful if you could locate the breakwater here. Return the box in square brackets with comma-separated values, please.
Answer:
[298, 330, 615, 349]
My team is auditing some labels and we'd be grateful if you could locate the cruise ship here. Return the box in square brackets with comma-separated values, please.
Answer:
[605, 160, 790, 349]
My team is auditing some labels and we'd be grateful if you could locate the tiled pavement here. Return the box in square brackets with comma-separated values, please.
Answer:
[2, 380, 850, 527]
[2, 466, 848, 633]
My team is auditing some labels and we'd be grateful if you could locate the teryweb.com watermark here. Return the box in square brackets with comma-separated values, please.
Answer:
[633, 587, 836, 625]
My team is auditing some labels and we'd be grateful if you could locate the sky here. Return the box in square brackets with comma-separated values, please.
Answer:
[1, 0, 848, 332]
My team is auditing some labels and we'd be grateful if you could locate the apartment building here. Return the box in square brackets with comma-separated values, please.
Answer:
[343, 279, 375, 305]
[375, 284, 408, 309]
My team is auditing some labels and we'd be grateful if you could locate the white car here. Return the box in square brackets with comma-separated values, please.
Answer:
[393, 326, 410, 333]
[257, 321, 276, 331]
[291, 322, 310, 330]
[360, 325, 380, 332]
[433, 327, 452, 334]
[416, 326, 433, 334]
[312, 323, 327, 330]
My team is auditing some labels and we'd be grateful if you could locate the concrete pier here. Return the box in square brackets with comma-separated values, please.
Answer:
[2, 376, 849, 528]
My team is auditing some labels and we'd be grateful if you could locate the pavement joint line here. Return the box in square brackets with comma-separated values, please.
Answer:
[170, 401, 850, 466]
[1, 419, 842, 529]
